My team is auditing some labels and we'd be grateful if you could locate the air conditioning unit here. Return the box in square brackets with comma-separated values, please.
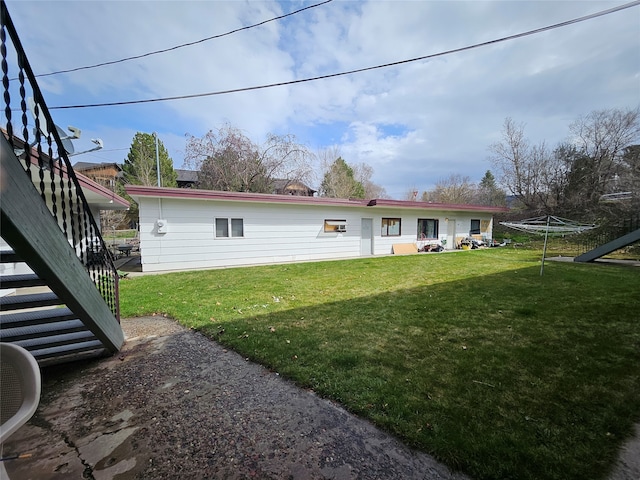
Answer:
[336, 224, 347, 232]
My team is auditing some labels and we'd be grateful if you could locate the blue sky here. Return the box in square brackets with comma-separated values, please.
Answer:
[5, 0, 640, 199]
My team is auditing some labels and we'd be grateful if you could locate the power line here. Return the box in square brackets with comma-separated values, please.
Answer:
[34, 0, 333, 79]
[51, 0, 640, 111]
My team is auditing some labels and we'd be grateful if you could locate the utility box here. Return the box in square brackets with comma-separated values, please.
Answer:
[156, 219, 168, 234]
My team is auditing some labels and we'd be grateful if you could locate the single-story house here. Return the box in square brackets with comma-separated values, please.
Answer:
[126, 185, 508, 272]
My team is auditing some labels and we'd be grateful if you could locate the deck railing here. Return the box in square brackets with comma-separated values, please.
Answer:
[1, 2, 119, 320]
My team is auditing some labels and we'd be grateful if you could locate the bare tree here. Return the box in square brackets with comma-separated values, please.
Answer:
[489, 108, 640, 218]
[404, 186, 420, 201]
[489, 118, 568, 213]
[353, 162, 388, 199]
[565, 107, 640, 215]
[185, 124, 313, 193]
[620, 145, 640, 209]
[258, 133, 315, 191]
[424, 174, 477, 204]
[100, 209, 127, 240]
[489, 118, 543, 211]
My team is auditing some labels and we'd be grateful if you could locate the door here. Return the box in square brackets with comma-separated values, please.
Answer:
[360, 218, 373, 255]
[446, 218, 456, 250]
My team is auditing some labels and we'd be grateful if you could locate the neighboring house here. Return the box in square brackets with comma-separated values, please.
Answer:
[73, 161, 122, 191]
[126, 185, 507, 272]
[176, 169, 198, 188]
[271, 179, 316, 196]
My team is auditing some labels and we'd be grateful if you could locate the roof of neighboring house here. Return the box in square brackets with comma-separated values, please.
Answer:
[14, 146, 129, 210]
[125, 185, 508, 213]
[73, 161, 122, 172]
[175, 169, 199, 183]
[271, 178, 316, 194]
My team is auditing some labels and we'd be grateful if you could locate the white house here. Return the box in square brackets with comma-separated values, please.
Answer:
[127, 186, 508, 273]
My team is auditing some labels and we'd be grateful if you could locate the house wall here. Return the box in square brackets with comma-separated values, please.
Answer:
[368, 209, 493, 254]
[136, 196, 496, 272]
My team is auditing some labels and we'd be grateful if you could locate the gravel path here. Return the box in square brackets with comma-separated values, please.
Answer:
[4, 316, 469, 480]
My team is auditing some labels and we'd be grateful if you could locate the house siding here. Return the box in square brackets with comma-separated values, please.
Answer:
[134, 193, 501, 272]
[137, 198, 365, 271]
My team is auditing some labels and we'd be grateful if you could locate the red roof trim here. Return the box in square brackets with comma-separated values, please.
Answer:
[3, 130, 129, 208]
[367, 198, 508, 213]
[76, 170, 130, 208]
[126, 185, 369, 206]
[126, 185, 508, 213]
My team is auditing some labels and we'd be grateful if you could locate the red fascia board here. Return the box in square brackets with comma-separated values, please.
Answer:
[367, 199, 509, 213]
[7, 133, 130, 209]
[126, 185, 508, 213]
[125, 185, 369, 207]
[75, 170, 130, 208]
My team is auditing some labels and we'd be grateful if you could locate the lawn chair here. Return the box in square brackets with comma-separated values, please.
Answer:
[0, 343, 41, 479]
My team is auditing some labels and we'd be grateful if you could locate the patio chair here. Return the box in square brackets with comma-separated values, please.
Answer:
[0, 343, 41, 479]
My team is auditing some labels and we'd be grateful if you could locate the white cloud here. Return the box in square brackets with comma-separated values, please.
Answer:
[5, 0, 639, 198]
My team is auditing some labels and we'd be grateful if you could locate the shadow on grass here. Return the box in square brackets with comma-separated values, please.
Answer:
[195, 262, 640, 480]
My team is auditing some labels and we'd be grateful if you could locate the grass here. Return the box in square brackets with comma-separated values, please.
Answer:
[119, 249, 640, 480]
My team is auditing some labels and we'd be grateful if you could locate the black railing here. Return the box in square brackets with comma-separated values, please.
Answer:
[1, 2, 119, 320]
[576, 214, 640, 254]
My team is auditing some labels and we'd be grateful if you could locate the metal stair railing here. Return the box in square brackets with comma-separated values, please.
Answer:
[576, 214, 640, 256]
[1, 2, 119, 321]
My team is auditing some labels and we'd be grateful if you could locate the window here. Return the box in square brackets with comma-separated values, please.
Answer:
[324, 219, 347, 233]
[215, 218, 244, 238]
[418, 219, 439, 239]
[381, 218, 401, 236]
[470, 219, 481, 235]
[231, 218, 244, 237]
[215, 218, 228, 237]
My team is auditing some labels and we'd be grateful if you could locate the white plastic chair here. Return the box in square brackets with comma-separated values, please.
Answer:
[0, 343, 41, 479]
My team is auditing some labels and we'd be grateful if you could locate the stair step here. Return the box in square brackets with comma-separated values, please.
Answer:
[0, 292, 61, 311]
[0, 319, 86, 342]
[0, 307, 76, 329]
[27, 339, 105, 361]
[15, 330, 98, 350]
[37, 347, 108, 368]
[0, 250, 20, 263]
[0, 273, 46, 289]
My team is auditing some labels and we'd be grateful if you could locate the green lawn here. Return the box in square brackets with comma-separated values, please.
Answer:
[119, 249, 640, 480]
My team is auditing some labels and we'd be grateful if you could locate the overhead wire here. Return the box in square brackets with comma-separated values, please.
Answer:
[32, 0, 333, 79]
[50, 0, 640, 110]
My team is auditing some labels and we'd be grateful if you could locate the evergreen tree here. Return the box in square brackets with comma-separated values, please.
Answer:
[123, 132, 177, 187]
[319, 157, 365, 199]
[122, 132, 177, 225]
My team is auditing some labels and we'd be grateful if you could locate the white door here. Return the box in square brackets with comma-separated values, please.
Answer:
[361, 218, 373, 255]
[447, 218, 456, 250]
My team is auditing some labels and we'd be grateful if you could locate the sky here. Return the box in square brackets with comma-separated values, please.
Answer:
[4, 0, 640, 199]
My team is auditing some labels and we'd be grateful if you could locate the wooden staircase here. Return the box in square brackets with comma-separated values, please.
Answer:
[0, 254, 108, 366]
[0, 134, 124, 366]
